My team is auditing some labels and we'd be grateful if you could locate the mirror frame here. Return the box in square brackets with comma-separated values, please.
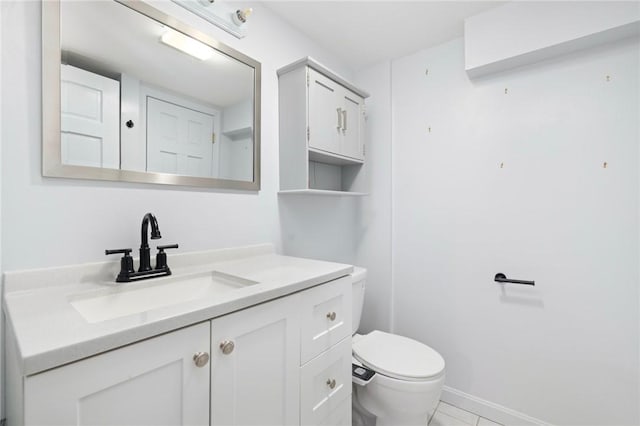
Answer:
[42, 0, 261, 190]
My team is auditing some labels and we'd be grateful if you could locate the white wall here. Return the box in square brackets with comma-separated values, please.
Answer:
[391, 37, 639, 425]
[0, 1, 3, 419]
[0, 0, 355, 271]
[353, 61, 393, 333]
[0, 0, 360, 417]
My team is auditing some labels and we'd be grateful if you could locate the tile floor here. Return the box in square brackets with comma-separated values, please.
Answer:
[428, 401, 502, 426]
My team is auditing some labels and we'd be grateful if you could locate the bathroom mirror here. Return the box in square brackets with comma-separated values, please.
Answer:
[42, 0, 261, 190]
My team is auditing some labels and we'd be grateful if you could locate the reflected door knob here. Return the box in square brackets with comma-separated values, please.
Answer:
[193, 352, 209, 367]
[326, 312, 336, 321]
[220, 340, 235, 355]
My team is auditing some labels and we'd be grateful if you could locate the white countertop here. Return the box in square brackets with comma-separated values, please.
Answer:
[3, 244, 353, 376]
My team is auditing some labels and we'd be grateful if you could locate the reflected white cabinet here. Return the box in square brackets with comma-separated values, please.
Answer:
[210, 293, 301, 426]
[278, 57, 369, 195]
[23, 322, 210, 426]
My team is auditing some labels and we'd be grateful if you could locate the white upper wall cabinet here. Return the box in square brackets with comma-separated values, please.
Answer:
[307, 68, 364, 162]
[278, 57, 369, 195]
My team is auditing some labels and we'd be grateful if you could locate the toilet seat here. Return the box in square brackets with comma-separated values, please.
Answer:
[353, 331, 445, 381]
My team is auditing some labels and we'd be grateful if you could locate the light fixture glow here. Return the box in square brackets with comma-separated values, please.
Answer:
[160, 29, 214, 61]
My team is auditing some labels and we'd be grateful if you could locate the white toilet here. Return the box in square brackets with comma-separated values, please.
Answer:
[351, 267, 445, 426]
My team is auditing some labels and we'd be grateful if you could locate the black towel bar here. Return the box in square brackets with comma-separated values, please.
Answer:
[494, 273, 535, 286]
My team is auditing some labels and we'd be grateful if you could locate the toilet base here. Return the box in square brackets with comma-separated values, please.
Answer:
[352, 384, 376, 426]
[373, 413, 431, 426]
[353, 370, 444, 426]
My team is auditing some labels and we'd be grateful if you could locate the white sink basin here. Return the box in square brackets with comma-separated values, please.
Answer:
[70, 271, 258, 323]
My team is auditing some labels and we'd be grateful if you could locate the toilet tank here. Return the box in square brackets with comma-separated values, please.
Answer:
[351, 267, 367, 335]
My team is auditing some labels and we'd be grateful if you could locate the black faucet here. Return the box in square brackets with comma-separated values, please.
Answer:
[139, 213, 162, 272]
[105, 213, 179, 282]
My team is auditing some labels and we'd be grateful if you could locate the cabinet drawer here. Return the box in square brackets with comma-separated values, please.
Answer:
[300, 336, 352, 426]
[320, 396, 351, 426]
[300, 276, 352, 364]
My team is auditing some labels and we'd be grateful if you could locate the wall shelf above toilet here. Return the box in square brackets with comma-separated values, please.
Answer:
[277, 57, 369, 195]
[278, 189, 368, 196]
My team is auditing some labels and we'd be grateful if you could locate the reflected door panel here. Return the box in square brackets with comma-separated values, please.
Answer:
[146, 97, 214, 177]
[60, 64, 120, 169]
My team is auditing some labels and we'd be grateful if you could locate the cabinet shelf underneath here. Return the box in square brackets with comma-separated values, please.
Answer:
[278, 189, 368, 196]
[308, 148, 364, 166]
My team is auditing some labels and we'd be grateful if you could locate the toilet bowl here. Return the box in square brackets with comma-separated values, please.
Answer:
[351, 268, 445, 426]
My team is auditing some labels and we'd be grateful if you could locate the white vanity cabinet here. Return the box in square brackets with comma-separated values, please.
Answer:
[22, 322, 210, 426]
[278, 57, 369, 195]
[209, 276, 352, 426]
[210, 292, 301, 425]
[8, 274, 352, 426]
[299, 276, 353, 425]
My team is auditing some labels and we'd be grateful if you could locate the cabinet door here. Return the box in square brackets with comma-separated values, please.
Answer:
[300, 337, 352, 426]
[339, 90, 365, 161]
[211, 294, 301, 426]
[300, 276, 352, 364]
[308, 68, 341, 155]
[24, 322, 210, 426]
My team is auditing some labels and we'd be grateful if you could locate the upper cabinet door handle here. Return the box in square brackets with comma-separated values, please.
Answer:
[336, 107, 343, 130]
[342, 110, 347, 132]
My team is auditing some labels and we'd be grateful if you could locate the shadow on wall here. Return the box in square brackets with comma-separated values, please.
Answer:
[277, 194, 360, 264]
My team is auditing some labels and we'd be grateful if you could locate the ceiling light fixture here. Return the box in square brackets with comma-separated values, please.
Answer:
[171, 0, 253, 39]
[160, 29, 214, 61]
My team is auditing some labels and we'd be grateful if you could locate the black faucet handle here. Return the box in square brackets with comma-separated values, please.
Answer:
[105, 248, 132, 256]
[155, 244, 179, 270]
[105, 248, 135, 281]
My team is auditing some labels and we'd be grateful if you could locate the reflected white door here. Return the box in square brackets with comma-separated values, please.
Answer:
[60, 64, 120, 169]
[146, 97, 214, 177]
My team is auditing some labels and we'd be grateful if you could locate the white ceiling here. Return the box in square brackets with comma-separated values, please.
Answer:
[262, 1, 507, 71]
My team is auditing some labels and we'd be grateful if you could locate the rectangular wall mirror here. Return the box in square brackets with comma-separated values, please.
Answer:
[42, 0, 261, 190]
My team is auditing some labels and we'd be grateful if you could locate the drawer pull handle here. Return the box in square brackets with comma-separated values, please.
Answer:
[326, 311, 336, 321]
[193, 352, 210, 367]
[326, 378, 336, 389]
[220, 340, 235, 355]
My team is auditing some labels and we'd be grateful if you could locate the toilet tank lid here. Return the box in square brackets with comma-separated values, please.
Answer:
[353, 330, 445, 381]
[351, 267, 367, 282]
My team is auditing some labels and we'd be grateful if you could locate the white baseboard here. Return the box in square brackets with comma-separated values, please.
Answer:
[441, 386, 552, 426]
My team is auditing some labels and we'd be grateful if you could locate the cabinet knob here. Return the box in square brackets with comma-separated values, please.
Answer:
[193, 352, 210, 367]
[326, 378, 336, 389]
[220, 340, 235, 355]
[326, 311, 336, 321]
